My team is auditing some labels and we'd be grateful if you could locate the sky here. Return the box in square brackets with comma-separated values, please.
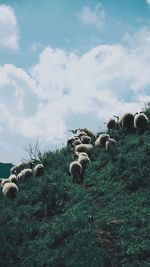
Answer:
[0, 0, 150, 163]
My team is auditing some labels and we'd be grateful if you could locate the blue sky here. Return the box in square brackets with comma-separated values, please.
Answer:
[0, 0, 150, 162]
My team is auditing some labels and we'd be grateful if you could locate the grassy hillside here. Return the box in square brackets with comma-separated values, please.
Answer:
[0, 112, 150, 266]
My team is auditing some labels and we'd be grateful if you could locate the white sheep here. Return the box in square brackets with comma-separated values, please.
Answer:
[18, 168, 33, 181]
[33, 164, 44, 177]
[106, 118, 117, 130]
[73, 139, 82, 146]
[80, 135, 91, 144]
[9, 174, 18, 183]
[83, 128, 95, 139]
[105, 138, 117, 151]
[69, 161, 82, 184]
[10, 166, 17, 175]
[134, 112, 149, 133]
[75, 144, 93, 155]
[75, 152, 89, 157]
[77, 154, 90, 168]
[1, 181, 18, 199]
[67, 135, 78, 146]
[95, 134, 110, 147]
[76, 131, 88, 138]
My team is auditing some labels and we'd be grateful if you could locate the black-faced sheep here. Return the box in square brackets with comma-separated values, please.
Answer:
[33, 164, 44, 177]
[134, 112, 149, 133]
[95, 134, 110, 147]
[9, 174, 18, 183]
[18, 168, 33, 181]
[114, 115, 122, 128]
[75, 144, 93, 155]
[106, 118, 117, 130]
[1, 181, 18, 199]
[105, 138, 117, 151]
[77, 154, 90, 168]
[82, 128, 95, 139]
[76, 131, 88, 138]
[69, 161, 82, 184]
[80, 135, 91, 144]
[10, 166, 17, 175]
[121, 113, 135, 131]
[73, 139, 82, 146]
[75, 152, 89, 158]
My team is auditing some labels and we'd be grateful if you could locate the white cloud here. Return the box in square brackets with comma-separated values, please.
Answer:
[0, 5, 19, 49]
[1, 27, 150, 162]
[146, 0, 150, 6]
[78, 3, 105, 29]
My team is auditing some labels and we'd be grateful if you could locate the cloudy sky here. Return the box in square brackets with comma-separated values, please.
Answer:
[0, 0, 150, 163]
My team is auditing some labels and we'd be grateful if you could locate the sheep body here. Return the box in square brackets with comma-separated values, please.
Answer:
[69, 161, 82, 184]
[105, 138, 117, 151]
[2, 182, 18, 199]
[33, 164, 44, 177]
[134, 113, 148, 133]
[1, 179, 10, 187]
[75, 152, 89, 157]
[78, 155, 90, 168]
[9, 174, 18, 183]
[122, 113, 134, 130]
[82, 128, 95, 139]
[73, 139, 82, 146]
[95, 134, 110, 147]
[75, 144, 93, 155]
[80, 135, 91, 144]
[19, 168, 33, 181]
[76, 131, 88, 138]
[107, 119, 117, 130]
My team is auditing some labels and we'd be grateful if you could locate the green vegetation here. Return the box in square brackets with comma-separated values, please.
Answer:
[0, 108, 150, 267]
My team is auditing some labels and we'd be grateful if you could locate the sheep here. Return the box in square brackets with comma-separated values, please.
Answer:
[113, 115, 122, 128]
[18, 168, 33, 181]
[75, 144, 93, 155]
[33, 164, 44, 177]
[134, 112, 149, 133]
[28, 159, 39, 169]
[106, 118, 117, 130]
[69, 161, 82, 184]
[10, 162, 31, 175]
[67, 135, 79, 146]
[122, 113, 135, 131]
[76, 131, 88, 138]
[1, 179, 18, 199]
[73, 139, 82, 146]
[10, 166, 17, 175]
[80, 135, 91, 144]
[82, 128, 95, 139]
[1, 179, 11, 187]
[17, 172, 23, 181]
[3, 183, 18, 198]
[77, 154, 90, 168]
[105, 138, 117, 151]
[9, 174, 18, 183]
[95, 134, 110, 147]
[75, 152, 89, 158]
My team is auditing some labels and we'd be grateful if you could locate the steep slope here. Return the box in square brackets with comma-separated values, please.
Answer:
[0, 122, 150, 266]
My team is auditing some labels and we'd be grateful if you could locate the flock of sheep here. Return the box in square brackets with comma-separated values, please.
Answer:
[68, 111, 149, 184]
[0, 160, 44, 199]
[0, 111, 148, 198]
[106, 112, 148, 133]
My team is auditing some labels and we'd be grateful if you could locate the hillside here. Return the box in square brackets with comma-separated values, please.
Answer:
[0, 113, 150, 266]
